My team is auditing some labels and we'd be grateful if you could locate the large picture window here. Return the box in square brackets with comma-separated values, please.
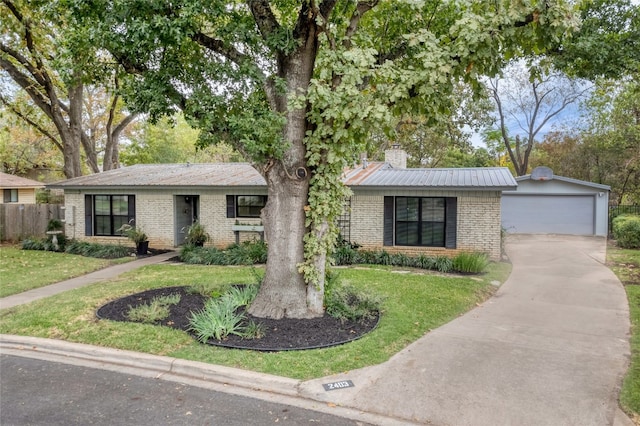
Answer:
[395, 197, 446, 246]
[85, 195, 135, 236]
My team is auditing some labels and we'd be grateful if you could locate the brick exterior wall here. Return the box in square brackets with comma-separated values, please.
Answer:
[63, 187, 503, 259]
[63, 189, 266, 250]
[349, 189, 503, 260]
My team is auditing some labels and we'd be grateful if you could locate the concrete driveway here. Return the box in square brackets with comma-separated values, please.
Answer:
[300, 235, 632, 425]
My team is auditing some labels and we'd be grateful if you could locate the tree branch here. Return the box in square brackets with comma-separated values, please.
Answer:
[191, 32, 248, 65]
[0, 56, 54, 120]
[248, 0, 281, 42]
[343, 1, 378, 49]
[0, 93, 63, 152]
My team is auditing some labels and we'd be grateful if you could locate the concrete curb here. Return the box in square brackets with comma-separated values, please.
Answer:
[0, 334, 414, 426]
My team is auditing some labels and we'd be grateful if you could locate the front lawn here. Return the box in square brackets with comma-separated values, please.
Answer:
[0, 246, 132, 298]
[608, 244, 640, 423]
[0, 262, 510, 380]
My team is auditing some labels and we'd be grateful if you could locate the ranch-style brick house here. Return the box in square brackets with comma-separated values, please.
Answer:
[49, 148, 517, 260]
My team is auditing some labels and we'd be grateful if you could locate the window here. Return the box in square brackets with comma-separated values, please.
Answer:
[85, 195, 135, 236]
[395, 197, 445, 246]
[3, 189, 18, 203]
[384, 196, 457, 248]
[227, 195, 267, 218]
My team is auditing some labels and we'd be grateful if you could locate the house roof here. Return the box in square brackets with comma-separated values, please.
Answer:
[343, 163, 518, 190]
[49, 163, 266, 189]
[515, 174, 611, 191]
[49, 162, 518, 191]
[0, 172, 45, 189]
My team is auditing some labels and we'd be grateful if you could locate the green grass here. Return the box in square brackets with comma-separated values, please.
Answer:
[0, 262, 510, 379]
[608, 245, 640, 423]
[0, 246, 132, 298]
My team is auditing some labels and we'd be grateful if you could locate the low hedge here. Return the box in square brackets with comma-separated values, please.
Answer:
[612, 215, 640, 249]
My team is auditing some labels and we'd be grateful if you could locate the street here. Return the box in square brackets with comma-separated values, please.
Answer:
[1, 355, 366, 425]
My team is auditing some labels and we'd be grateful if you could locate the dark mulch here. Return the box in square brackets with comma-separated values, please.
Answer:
[96, 286, 379, 351]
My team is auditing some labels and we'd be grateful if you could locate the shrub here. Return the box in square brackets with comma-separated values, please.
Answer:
[434, 256, 453, 273]
[65, 241, 131, 259]
[613, 215, 640, 249]
[188, 283, 259, 342]
[452, 252, 489, 274]
[180, 241, 267, 265]
[21, 236, 67, 252]
[188, 297, 246, 342]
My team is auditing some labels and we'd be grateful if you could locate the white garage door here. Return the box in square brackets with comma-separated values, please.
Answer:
[501, 195, 595, 235]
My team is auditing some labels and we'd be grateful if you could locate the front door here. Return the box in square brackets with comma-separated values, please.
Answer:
[175, 195, 199, 246]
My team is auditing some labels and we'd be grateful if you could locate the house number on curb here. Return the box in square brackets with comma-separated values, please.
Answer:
[323, 380, 354, 391]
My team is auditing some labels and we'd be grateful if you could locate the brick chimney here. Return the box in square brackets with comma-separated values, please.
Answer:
[385, 144, 407, 169]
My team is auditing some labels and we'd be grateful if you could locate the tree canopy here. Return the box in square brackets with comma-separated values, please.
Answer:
[67, 0, 577, 318]
[0, 0, 137, 178]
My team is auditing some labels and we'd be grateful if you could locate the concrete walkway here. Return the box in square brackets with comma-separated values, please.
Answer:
[0, 251, 178, 310]
[0, 236, 634, 425]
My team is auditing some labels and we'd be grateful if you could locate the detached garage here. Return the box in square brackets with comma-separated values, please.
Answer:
[501, 167, 610, 236]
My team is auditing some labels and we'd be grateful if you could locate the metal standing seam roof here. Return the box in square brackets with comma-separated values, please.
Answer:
[515, 174, 611, 191]
[343, 163, 518, 190]
[48, 162, 518, 190]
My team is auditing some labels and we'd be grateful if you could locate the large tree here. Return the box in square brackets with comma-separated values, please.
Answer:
[71, 0, 576, 319]
[486, 62, 590, 176]
[0, 0, 137, 178]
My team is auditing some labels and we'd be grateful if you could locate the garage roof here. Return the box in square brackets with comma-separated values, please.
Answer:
[514, 174, 611, 191]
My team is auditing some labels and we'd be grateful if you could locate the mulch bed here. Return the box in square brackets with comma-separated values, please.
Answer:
[96, 286, 379, 351]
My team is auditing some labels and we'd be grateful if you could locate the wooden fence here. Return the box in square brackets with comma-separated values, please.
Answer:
[0, 204, 63, 242]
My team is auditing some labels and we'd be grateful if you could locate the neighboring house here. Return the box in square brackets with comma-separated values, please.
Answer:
[0, 172, 45, 204]
[48, 148, 517, 260]
[501, 166, 610, 236]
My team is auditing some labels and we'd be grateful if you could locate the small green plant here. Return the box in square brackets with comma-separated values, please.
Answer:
[225, 284, 259, 307]
[188, 297, 246, 342]
[184, 222, 210, 246]
[241, 320, 266, 339]
[188, 281, 260, 342]
[46, 219, 63, 232]
[612, 215, 640, 249]
[126, 294, 181, 324]
[452, 252, 490, 274]
[117, 222, 148, 244]
[434, 255, 453, 273]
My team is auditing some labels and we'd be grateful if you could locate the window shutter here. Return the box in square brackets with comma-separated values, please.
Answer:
[84, 195, 93, 236]
[128, 195, 136, 222]
[445, 197, 457, 249]
[226, 195, 235, 218]
[383, 196, 394, 246]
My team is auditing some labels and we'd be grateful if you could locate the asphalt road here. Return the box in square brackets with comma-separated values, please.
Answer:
[0, 355, 366, 426]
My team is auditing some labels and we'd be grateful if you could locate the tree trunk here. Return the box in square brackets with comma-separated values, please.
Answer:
[247, 19, 323, 319]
